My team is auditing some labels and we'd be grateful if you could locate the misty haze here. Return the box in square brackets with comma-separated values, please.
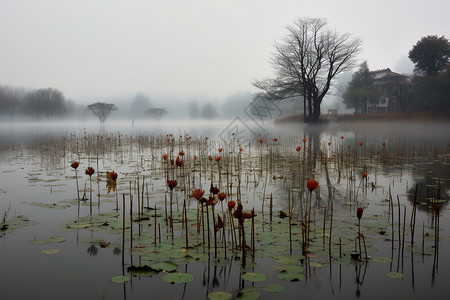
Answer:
[1, 1, 450, 300]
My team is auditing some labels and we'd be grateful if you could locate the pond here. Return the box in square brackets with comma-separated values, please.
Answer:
[0, 119, 449, 300]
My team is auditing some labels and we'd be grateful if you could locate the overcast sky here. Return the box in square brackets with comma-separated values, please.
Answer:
[1, 0, 449, 104]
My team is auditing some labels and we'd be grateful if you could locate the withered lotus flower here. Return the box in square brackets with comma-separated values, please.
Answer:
[175, 156, 183, 167]
[167, 179, 178, 190]
[217, 192, 226, 201]
[215, 156, 221, 162]
[296, 146, 301, 152]
[206, 196, 219, 207]
[210, 184, 219, 195]
[259, 139, 263, 144]
[193, 155, 197, 160]
[359, 142, 364, 147]
[307, 179, 319, 192]
[239, 147, 243, 152]
[191, 188, 205, 200]
[228, 200, 236, 210]
[106, 171, 118, 193]
[216, 214, 224, 232]
[218, 148, 223, 152]
[85, 167, 95, 177]
[71, 162, 79, 169]
[303, 138, 307, 143]
[357, 207, 364, 220]
[162, 154, 168, 160]
[179, 150, 185, 156]
[208, 155, 213, 161]
[362, 172, 367, 178]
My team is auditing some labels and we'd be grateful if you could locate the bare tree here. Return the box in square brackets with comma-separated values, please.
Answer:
[87, 102, 117, 123]
[0, 85, 25, 120]
[22, 88, 66, 120]
[253, 18, 362, 122]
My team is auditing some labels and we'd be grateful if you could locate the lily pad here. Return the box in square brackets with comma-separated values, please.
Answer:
[236, 289, 261, 300]
[208, 291, 233, 300]
[372, 257, 392, 264]
[262, 283, 285, 293]
[277, 271, 305, 281]
[32, 236, 66, 244]
[275, 264, 304, 273]
[127, 265, 159, 277]
[111, 275, 131, 283]
[241, 272, 267, 282]
[161, 272, 194, 284]
[386, 272, 405, 279]
[41, 248, 60, 254]
[151, 261, 178, 272]
[272, 254, 304, 264]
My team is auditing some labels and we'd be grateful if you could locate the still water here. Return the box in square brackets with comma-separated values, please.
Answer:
[0, 119, 449, 300]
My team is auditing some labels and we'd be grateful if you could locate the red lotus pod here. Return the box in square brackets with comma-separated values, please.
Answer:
[217, 192, 226, 201]
[71, 162, 79, 169]
[193, 155, 197, 160]
[228, 200, 236, 210]
[362, 172, 367, 178]
[191, 188, 205, 200]
[259, 139, 263, 144]
[296, 146, 301, 152]
[382, 142, 386, 147]
[239, 147, 243, 152]
[341, 136, 344, 140]
[218, 148, 223, 152]
[357, 207, 364, 220]
[179, 150, 185, 156]
[170, 159, 174, 165]
[328, 142, 331, 146]
[209, 155, 213, 161]
[175, 156, 183, 167]
[274, 138, 278, 142]
[359, 142, 364, 147]
[303, 138, 307, 143]
[167, 179, 178, 190]
[85, 167, 95, 177]
[210, 184, 219, 195]
[307, 179, 319, 192]
[215, 156, 221, 162]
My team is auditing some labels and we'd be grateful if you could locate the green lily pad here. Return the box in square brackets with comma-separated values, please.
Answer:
[41, 248, 60, 254]
[161, 272, 194, 284]
[151, 261, 178, 272]
[236, 289, 261, 300]
[309, 261, 329, 268]
[241, 272, 267, 282]
[275, 264, 304, 273]
[208, 291, 233, 300]
[386, 272, 404, 279]
[127, 265, 159, 277]
[372, 257, 392, 264]
[111, 275, 131, 283]
[277, 271, 305, 281]
[272, 254, 304, 264]
[32, 236, 66, 244]
[262, 283, 285, 293]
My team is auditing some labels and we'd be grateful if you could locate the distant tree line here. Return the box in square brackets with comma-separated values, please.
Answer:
[0, 86, 72, 120]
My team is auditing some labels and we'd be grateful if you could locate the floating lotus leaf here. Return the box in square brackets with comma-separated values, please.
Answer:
[127, 265, 158, 277]
[386, 272, 404, 279]
[241, 272, 267, 282]
[272, 254, 304, 264]
[111, 275, 131, 283]
[207, 291, 233, 300]
[32, 236, 66, 244]
[236, 289, 261, 300]
[151, 261, 178, 272]
[42, 248, 60, 254]
[262, 283, 285, 293]
[372, 256, 392, 264]
[309, 261, 329, 268]
[161, 272, 194, 284]
[275, 264, 304, 273]
[277, 271, 305, 281]
[260, 244, 285, 253]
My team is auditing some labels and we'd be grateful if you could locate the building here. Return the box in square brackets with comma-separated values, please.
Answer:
[358, 68, 412, 114]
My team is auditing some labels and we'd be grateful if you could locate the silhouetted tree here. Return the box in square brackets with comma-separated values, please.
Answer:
[252, 17, 361, 123]
[146, 107, 168, 121]
[0, 85, 25, 120]
[87, 102, 117, 123]
[409, 35, 450, 76]
[187, 101, 200, 119]
[129, 93, 152, 117]
[201, 102, 218, 119]
[22, 88, 66, 120]
[343, 61, 379, 113]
